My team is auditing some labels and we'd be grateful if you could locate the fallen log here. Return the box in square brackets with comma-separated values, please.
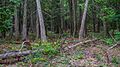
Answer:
[64, 39, 97, 50]
[0, 56, 24, 64]
[0, 50, 33, 59]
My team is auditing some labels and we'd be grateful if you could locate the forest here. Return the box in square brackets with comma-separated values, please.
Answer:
[0, 0, 120, 67]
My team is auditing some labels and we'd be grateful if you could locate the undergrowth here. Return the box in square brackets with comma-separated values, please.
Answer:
[91, 31, 120, 46]
[28, 41, 61, 64]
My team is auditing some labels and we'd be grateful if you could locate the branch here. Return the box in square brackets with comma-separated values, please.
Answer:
[108, 42, 119, 50]
[64, 39, 97, 50]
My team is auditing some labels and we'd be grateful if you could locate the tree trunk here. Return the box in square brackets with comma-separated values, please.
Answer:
[22, 0, 27, 40]
[68, 0, 73, 35]
[36, 0, 47, 41]
[14, 7, 19, 40]
[95, 19, 100, 33]
[60, 0, 64, 33]
[30, 13, 34, 33]
[103, 22, 109, 36]
[72, 0, 76, 37]
[91, 0, 96, 32]
[36, 14, 40, 39]
[79, 0, 89, 40]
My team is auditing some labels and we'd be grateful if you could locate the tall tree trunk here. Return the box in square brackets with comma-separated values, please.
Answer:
[36, 0, 47, 41]
[77, 5, 82, 34]
[68, 0, 73, 35]
[22, 0, 27, 40]
[79, 0, 89, 40]
[30, 13, 34, 33]
[72, 0, 76, 37]
[91, 0, 96, 32]
[60, 0, 64, 33]
[36, 14, 40, 39]
[14, 7, 19, 40]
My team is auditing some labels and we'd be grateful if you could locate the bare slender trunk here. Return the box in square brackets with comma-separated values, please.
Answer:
[60, 0, 64, 33]
[36, 0, 47, 41]
[30, 13, 34, 33]
[36, 15, 40, 39]
[92, 0, 96, 32]
[79, 0, 89, 40]
[68, 0, 73, 35]
[103, 22, 109, 36]
[14, 7, 19, 39]
[22, 0, 27, 40]
[72, 0, 76, 37]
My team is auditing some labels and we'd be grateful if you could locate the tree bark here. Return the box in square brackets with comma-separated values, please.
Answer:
[60, 0, 64, 33]
[72, 0, 76, 37]
[22, 0, 27, 40]
[79, 0, 89, 40]
[91, 0, 96, 32]
[103, 22, 109, 36]
[14, 7, 19, 40]
[0, 50, 32, 59]
[36, 14, 40, 39]
[36, 0, 47, 41]
[68, 0, 73, 35]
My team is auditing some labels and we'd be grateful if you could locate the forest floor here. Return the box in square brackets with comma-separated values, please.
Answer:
[0, 38, 120, 67]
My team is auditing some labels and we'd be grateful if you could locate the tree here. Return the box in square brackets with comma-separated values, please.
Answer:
[36, 14, 40, 39]
[79, 0, 89, 39]
[36, 0, 47, 41]
[14, 7, 19, 39]
[72, 0, 76, 37]
[22, 0, 28, 40]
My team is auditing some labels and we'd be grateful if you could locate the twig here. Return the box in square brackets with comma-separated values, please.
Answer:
[108, 32, 119, 50]
[109, 32, 117, 42]
[108, 43, 119, 50]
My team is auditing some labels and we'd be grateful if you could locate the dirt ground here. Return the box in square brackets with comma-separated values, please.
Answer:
[0, 39, 120, 67]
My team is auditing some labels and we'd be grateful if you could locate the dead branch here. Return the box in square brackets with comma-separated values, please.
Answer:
[64, 39, 97, 50]
[108, 42, 119, 50]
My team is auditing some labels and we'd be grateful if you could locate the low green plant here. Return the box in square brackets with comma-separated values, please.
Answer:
[114, 32, 120, 40]
[96, 53, 104, 61]
[111, 56, 120, 66]
[30, 41, 61, 63]
[73, 51, 85, 60]
[103, 38, 113, 46]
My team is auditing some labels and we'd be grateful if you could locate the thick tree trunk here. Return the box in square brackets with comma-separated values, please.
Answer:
[14, 7, 19, 40]
[22, 0, 27, 40]
[79, 0, 89, 40]
[36, 0, 47, 41]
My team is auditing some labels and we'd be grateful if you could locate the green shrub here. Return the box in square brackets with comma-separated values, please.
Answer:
[30, 41, 61, 63]
[111, 56, 120, 65]
[114, 32, 120, 40]
[104, 38, 113, 46]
